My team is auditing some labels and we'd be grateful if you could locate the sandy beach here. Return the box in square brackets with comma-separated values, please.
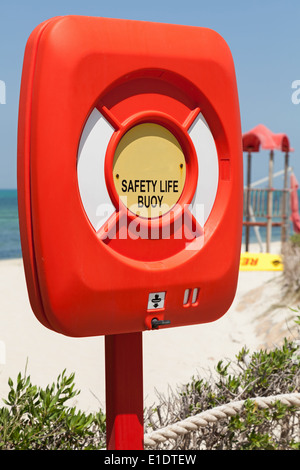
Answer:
[0, 241, 298, 413]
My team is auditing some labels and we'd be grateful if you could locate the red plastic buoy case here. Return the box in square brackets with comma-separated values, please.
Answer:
[17, 16, 243, 337]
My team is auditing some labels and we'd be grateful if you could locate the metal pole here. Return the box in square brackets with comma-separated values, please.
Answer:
[266, 150, 274, 253]
[105, 332, 144, 450]
[281, 152, 289, 244]
[245, 151, 252, 252]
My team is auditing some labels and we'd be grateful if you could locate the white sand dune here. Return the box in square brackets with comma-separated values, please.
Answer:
[0, 242, 298, 413]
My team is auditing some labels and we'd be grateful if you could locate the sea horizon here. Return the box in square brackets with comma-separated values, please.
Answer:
[0, 188, 296, 260]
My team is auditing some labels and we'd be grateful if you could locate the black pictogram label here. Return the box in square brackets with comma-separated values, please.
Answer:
[147, 292, 166, 310]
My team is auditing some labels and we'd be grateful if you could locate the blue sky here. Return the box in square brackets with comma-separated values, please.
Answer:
[0, 0, 299, 188]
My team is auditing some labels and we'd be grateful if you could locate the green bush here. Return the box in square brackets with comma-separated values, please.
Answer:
[289, 233, 300, 247]
[0, 369, 106, 450]
[145, 318, 300, 450]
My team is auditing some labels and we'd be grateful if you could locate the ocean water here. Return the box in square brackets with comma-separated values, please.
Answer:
[0, 190, 21, 259]
[0, 189, 297, 260]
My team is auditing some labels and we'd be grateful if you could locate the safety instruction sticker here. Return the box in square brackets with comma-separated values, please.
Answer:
[240, 252, 283, 271]
[147, 292, 166, 310]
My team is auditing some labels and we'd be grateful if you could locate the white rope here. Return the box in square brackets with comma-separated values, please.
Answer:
[144, 392, 300, 447]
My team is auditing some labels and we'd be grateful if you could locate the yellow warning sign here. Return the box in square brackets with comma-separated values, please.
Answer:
[240, 253, 283, 271]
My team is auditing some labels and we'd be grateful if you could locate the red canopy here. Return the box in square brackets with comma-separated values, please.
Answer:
[242, 124, 293, 153]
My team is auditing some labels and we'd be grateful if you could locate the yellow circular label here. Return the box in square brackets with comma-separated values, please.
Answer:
[113, 123, 186, 218]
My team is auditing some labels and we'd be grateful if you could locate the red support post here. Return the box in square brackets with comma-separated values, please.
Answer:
[105, 332, 144, 450]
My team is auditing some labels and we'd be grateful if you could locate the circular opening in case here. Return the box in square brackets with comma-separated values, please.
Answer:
[112, 123, 186, 219]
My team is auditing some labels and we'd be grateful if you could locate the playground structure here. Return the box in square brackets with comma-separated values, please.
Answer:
[242, 124, 298, 253]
